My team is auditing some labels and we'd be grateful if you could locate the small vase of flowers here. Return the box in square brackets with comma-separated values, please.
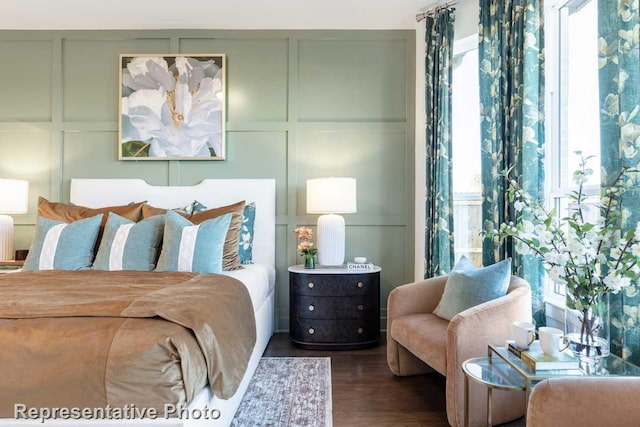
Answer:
[486, 153, 640, 363]
[294, 227, 318, 269]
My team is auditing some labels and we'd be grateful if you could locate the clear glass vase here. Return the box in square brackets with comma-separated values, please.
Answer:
[303, 253, 317, 269]
[565, 292, 610, 364]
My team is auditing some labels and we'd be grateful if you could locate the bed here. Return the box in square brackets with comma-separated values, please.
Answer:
[0, 179, 276, 426]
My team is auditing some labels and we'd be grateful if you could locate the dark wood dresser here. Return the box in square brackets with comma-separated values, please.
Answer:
[288, 265, 381, 350]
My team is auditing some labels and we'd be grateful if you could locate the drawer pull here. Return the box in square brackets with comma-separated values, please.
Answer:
[308, 327, 315, 335]
[357, 281, 364, 288]
[357, 304, 364, 311]
[308, 282, 315, 289]
[357, 327, 364, 334]
[308, 305, 315, 312]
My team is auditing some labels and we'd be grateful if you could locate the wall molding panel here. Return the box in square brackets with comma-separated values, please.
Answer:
[0, 29, 415, 331]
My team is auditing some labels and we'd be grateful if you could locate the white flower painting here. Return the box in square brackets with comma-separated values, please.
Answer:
[119, 54, 225, 160]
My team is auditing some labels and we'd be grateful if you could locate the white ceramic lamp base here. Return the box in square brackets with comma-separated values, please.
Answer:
[0, 215, 14, 261]
[317, 213, 345, 266]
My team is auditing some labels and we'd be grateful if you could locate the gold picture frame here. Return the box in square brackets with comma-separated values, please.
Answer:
[119, 54, 226, 160]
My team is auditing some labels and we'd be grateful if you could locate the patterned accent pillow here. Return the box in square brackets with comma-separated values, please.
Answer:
[239, 202, 256, 264]
[92, 213, 165, 271]
[141, 200, 208, 219]
[433, 256, 512, 321]
[23, 215, 103, 271]
[185, 200, 208, 216]
[155, 210, 232, 274]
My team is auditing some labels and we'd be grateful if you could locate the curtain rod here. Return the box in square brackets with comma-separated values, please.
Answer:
[415, 0, 462, 22]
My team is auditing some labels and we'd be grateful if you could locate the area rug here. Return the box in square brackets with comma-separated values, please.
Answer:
[231, 357, 332, 427]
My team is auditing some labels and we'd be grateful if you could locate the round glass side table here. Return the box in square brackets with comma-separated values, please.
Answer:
[462, 357, 526, 427]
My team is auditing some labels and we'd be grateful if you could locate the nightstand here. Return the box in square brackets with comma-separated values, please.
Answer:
[0, 260, 24, 273]
[288, 265, 381, 350]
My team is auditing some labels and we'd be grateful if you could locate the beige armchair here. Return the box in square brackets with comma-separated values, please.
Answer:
[527, 377, 640, 427]
[387, 275, 531, 427]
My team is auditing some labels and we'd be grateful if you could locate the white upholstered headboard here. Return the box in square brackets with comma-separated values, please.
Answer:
[70, 179, 276, 269]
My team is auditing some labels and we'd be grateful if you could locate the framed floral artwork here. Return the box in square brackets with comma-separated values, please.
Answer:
[119, 54, 226, 160]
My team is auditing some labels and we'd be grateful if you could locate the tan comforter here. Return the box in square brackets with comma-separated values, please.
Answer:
[0, 270, 256, 417]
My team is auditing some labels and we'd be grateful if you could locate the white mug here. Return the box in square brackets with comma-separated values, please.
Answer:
[539, 326, 570, 355]
[512, 321, 536, 349]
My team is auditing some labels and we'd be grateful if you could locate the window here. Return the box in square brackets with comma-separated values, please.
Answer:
[451, 35, 482, 267]
[546, 0, 600, 303]
[556, 0, 600, 186]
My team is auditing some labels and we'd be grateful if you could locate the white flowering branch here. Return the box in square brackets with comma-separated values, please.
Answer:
[485, 153, 640, 349]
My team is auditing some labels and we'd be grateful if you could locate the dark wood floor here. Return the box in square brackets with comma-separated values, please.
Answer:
[264, 333, 450, 427]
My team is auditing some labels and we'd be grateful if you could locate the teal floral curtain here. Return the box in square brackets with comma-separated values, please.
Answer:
[424, 8, 456, 277]
[599, 0, 640, 363]
[479, 0, 546, 325]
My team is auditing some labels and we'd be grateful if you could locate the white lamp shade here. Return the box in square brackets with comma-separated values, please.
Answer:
[306, 177, 357, 214]
[0, 179, 29, 214]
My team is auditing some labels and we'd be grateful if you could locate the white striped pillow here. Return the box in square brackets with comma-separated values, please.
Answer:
[92, 213, 164, 271]
[155, 210, 231, 274]
[23, 215, 103, 271]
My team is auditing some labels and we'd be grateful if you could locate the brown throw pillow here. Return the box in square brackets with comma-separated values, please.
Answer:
[141, 203, 173, 219]
[38, 197, 145, 227]
[143, 200, 246, 271]
[37, 197, 146, 253]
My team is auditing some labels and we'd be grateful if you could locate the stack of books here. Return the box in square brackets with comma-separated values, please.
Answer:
[507, 340, 579, 370]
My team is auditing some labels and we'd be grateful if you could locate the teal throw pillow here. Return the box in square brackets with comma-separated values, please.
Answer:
[449, 254, 476, 272]
[432, 256, 512, 321]
[92, 213, 165, 271]
[23, 214, 103, 271]
[155, 210, 232, 274]
[239, 202, 256, 264]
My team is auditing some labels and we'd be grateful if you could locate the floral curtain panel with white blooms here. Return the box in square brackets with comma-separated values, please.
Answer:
[599, 0, 640, 363]
[479, 0, 546, 325]
[424, 7, 456, 277]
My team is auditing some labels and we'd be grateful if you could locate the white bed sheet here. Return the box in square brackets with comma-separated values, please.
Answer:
[221, 264, 275, 312]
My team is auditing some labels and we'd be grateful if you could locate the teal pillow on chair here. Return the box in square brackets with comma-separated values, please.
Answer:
[92, 213, 165, 271]
[23, 214, 103, 271]
[433, 256, 512, 321]
[155, 210, 231, 274]
[449, 254, 476, 273]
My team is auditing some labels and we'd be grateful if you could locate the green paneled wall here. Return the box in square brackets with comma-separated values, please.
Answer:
[0, 29, 415, 331]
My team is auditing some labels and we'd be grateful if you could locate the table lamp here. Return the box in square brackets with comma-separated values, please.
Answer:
[0, 178, 29, 261]
[306, 177, 357, 266]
